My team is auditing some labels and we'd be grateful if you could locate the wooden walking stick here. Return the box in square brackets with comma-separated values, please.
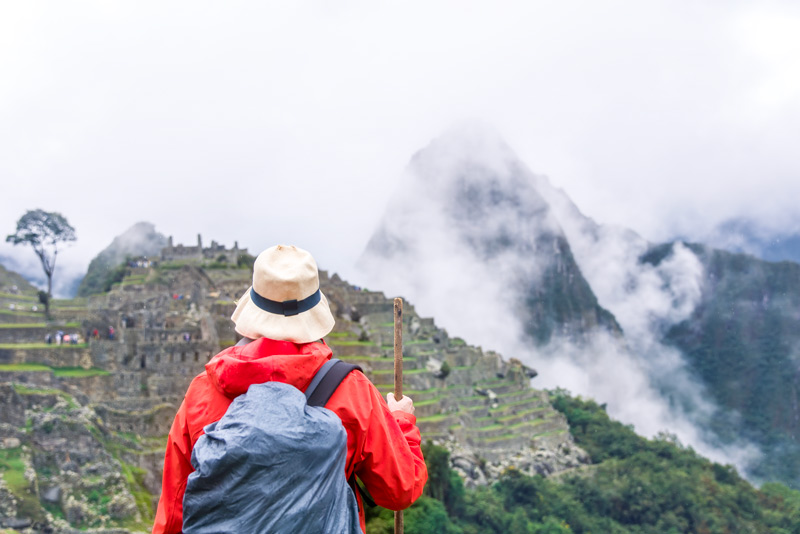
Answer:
[393, 297, 404, 534]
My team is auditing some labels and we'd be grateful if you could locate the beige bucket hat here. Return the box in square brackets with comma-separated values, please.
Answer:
[231, 245, 335, 343]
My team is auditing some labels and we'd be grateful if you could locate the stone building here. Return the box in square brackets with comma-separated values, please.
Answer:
[160, 234, 248, 264]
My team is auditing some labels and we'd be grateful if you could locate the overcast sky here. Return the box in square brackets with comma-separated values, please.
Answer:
[2, 1, 799, 291]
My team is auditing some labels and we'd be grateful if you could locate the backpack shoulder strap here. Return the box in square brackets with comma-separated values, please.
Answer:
[305, 358, 375, 508]
[305, 358, 363, 407]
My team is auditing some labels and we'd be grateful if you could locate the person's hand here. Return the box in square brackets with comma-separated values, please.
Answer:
[387, 393, 415, 415]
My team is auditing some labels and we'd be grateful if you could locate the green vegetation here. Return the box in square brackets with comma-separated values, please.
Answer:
[0, 363, 51, 372]
[0, 364, 108, 378]
[0, 447, 46, 522]
[0, 322, 81, 329]
[12, 384, 62, 395]
[52, 367, 110, 377]
[0, 309, 41, 317]
[0, 342, 88, 349]
[327, 332, 354, 338]
[659, 244, 800, 488]
[329, 340, 377, 346]
[366, 391, 800, 533]
[0, 291, 37, 301]
[0, 320, 79, 329]
[0, 448, 27, 494]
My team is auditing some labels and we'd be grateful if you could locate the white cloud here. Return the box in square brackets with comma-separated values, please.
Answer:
[2, 1, 800, 285]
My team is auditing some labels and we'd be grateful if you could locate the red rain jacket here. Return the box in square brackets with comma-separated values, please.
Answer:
[152, 337, 427, 533]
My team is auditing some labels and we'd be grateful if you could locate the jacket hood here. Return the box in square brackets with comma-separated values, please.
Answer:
[205, 337, 332, 398]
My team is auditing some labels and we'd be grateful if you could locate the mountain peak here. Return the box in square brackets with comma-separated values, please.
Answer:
[76, 222, 168, 296]
[359, 127, 620, 351]
[409, 122, 521, 188]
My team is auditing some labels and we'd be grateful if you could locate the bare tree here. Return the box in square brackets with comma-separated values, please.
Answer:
[6, 209, 76, 314]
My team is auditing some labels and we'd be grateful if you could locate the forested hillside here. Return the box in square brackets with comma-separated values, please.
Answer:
[365, 392, 800, 534]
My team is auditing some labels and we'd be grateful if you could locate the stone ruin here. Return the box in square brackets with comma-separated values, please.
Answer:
[159, 234, 248, 265]
[0, 256, 588, 532]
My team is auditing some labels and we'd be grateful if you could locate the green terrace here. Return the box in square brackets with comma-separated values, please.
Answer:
[375, 384, 465, 394]
[11, 384, 80, 409]
[329, 340, 378, 346]
[534, 428, 568, 438]
[343, 355, 417, 362]
[476, 377, 514, 387]
[475, 423, 505, 432]
[371, 367, 430, 376]
[492, 397, 544, 410]
[0, 321, 81, 329]
[473, 414, 495, 423]
[0, 342, 88, 349]
[508, 418, 550, 431]
[0, 363, 109, 377]
[52, 297, 88, 307]
[0, 291, 37, 301]
[160, 260, 250, 271]
[413, 396, 451, 407]
[496, 406, 550, 423]
[415, 413, 458, 423]
[0, 309, 43, 317]
[12, 384, 65, 396]
[483, 433, 518, 443]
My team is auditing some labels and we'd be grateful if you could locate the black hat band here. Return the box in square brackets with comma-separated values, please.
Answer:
[250, 287, 321, 317]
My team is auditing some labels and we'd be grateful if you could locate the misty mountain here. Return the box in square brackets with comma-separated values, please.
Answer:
[360, 124, 621, 348]
[0, 262, 38, 295]
[649, 242, 800, 485]
[687, 217, 800, 265]
[76, 221, 167, 296]
[358, 124, 800, 487]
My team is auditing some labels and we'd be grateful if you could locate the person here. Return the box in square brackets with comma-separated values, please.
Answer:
[153, 245, 427, 533]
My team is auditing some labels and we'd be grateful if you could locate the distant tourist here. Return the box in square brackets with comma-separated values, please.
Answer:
[108, 326, 115, 340]
[92, 328, 99, 339]
[45, 333, 52, 344]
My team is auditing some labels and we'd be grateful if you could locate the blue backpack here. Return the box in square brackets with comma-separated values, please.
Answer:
[182, 359, 363, 533]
